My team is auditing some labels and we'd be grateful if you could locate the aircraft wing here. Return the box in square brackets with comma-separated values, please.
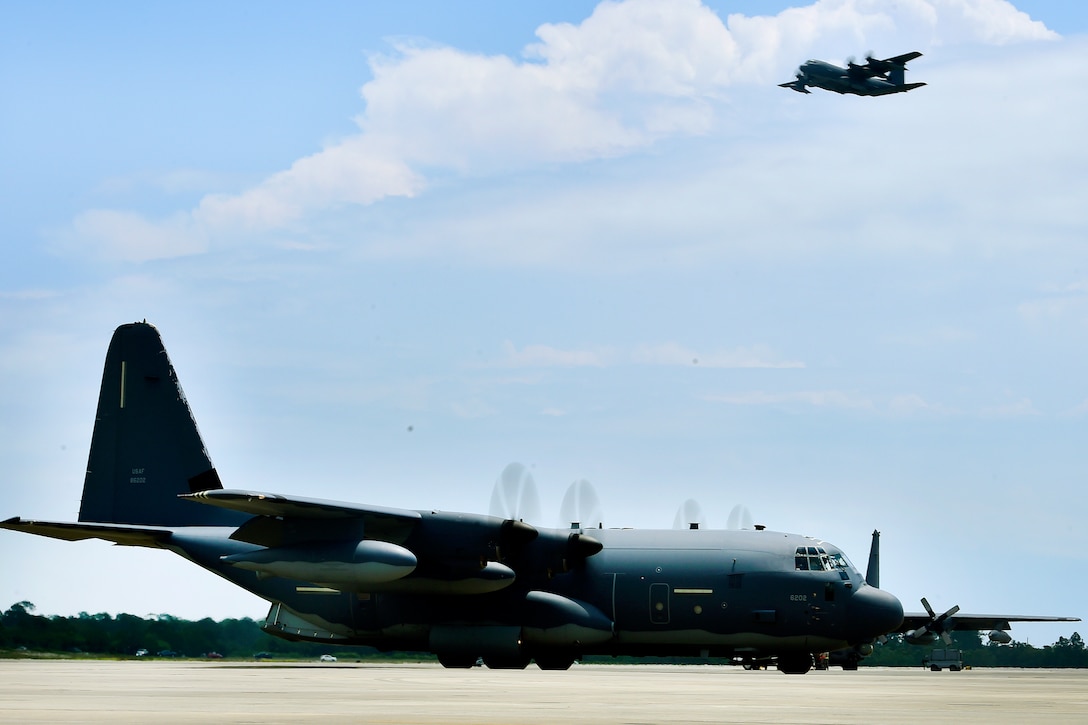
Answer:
[900, 611, 1080, 632]
[881, 51, 922, 65]
[874, 81, 927, 95]
[182, 488, 423, 522]
[182, 489, 424, 545]
[0, 517, 171, 547]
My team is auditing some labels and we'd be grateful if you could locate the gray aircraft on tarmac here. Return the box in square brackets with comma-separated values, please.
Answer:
[1, 323, 1076, 673]
[780, 51, 926, 96]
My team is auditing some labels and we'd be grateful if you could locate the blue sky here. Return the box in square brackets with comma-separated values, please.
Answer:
[2, 1, 1085, 646]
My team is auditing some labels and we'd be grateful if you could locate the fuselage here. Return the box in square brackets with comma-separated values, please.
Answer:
[167, 521, 905, 662]
[797, 60, 910, 96]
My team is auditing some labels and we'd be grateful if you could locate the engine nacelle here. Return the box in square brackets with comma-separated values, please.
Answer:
[223, 539, 417, 588]
[903, 629, 939, 646]
[988, 629, 1012, 644]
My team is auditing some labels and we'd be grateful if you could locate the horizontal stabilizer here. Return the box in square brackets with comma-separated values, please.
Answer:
[778, 81, 811, 94]
[0, 517, 170, 547]
[900, 611, 1080, 634]
[183, 489, 422, 523]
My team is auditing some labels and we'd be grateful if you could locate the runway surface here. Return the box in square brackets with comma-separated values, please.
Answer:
[1, 660, 1085, 724]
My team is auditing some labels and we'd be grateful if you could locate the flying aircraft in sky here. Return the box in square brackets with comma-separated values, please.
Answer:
[780, 51, 926, 96]
[1, 323, 1076, 673]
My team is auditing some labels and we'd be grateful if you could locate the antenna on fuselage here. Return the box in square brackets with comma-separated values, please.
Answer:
[866, 529, 880, 588]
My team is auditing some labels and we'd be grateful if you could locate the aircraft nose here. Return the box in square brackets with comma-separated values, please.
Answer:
[847, 585, 904, 641]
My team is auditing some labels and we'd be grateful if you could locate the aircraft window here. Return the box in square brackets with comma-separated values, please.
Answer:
[796, 547, 837, 571]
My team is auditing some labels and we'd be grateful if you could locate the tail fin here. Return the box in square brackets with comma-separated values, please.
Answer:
[874, 51, 921, 85]
[865, 529, 880, 588]
[78, 322, 246, 527]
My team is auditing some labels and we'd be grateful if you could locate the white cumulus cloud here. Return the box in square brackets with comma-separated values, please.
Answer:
[60, 0, 1057, 262]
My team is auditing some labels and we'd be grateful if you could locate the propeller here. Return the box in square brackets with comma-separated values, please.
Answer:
[904, 597, 961, 645]
[726, 504, 753, 530]
[672, 499, 707, 530]
[488, 462, 542, 524]
[559, 478, 603, 530]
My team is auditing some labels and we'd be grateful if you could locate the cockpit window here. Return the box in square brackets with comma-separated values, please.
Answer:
[795, 546, 853, 573]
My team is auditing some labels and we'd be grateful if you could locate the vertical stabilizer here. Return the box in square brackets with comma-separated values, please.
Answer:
[78, 322, 246, 527]
[865, 529, 880, 588]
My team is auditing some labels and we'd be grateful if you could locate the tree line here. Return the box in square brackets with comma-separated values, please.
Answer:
[0, 601, 390, 660]
[2, 600, 1085, 666]
[862, 629, 1088, 668]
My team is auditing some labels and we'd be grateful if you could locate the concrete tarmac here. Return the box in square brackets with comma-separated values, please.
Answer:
[1, 660, 1085, 724]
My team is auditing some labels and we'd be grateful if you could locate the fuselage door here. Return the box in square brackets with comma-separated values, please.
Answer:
[649, 582, 670, 624]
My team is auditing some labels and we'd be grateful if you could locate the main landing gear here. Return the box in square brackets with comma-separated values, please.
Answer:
[776, 653, 814, 675]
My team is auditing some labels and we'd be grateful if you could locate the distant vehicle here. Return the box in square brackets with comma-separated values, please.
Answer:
[319, 654, 337, 662]
[157, 649, 177, 658]
[205, 652, 223, 659]
[135, 649, 148, 657]
[253, 652, 273, 660]
[923, 648, 964, 672]
[780, 51, 925, 96]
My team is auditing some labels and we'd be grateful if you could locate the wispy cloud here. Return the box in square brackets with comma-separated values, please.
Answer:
[498, 342, 613, 368]
[632, 342, 804, 368]
[888, 393, 955, 415]
[882, 326, 976, 347]
[64, 210, 207, 263]
[1018, 281, 1088, 324]
[981, 397, 1040, 418]
[496, 341, 802, 369]
[706, 389, 874, 410]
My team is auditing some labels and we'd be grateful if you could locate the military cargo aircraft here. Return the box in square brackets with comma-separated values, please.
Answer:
[780, 51, 926, 96]
[1, 323, 1076, 673]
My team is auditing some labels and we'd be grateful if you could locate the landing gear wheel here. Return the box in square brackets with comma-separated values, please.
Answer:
[437, 654, 477, 669]
[535, 656, 575, 671]
[777, 653, 813, 675]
